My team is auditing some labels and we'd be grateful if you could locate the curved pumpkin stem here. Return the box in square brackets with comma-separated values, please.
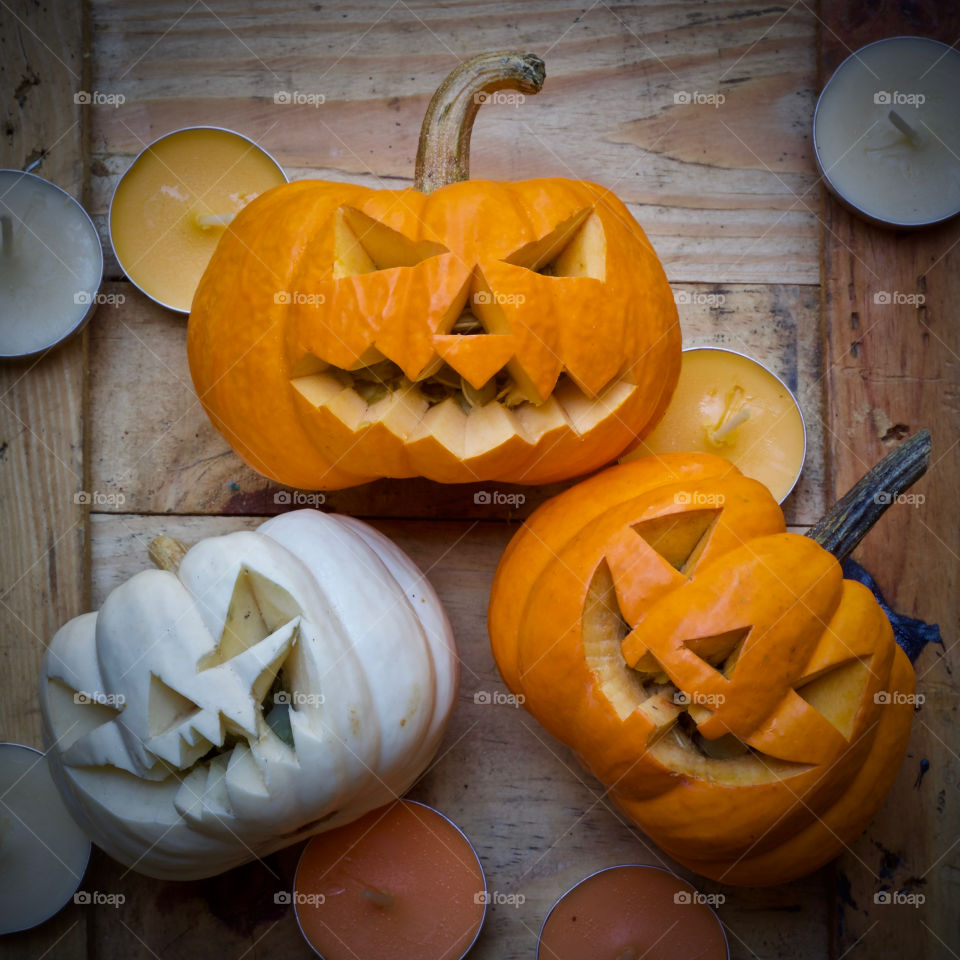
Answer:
[149, 536, 189, 572]
[808, 428, 930, 562]
[414, 51, 546, 194]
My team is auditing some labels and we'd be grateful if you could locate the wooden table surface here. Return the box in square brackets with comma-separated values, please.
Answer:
[2, 1, 957, 957]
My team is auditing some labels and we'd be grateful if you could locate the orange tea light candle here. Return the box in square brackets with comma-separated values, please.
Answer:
[294, 800, 487, 960]
[109, 127, 286, 313]
[538, 865, 728, 960]
[626, 347, 806, 502]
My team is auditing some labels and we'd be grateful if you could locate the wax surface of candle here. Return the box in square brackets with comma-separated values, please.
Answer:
[110, 128, 285, 312]
[627, 348, 805, 502]
[294, 800, 486, 960]
[0, 743, 91, 934]
[0, 171, 102, 356]
[538, 865, 727, 960]
[815, 38, 960, 225]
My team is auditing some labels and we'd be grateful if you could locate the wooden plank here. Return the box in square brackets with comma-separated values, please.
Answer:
[87, 0, 819, 285]
[88, 512, 826, 960]
[0, 1, 90, 957]
[820, 6, 960, 959]
[87, 280, 826, 524]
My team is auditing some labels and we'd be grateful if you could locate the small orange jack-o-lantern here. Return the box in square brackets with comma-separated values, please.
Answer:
[489, 433, 929, 885]
[188, 52, 680, 490]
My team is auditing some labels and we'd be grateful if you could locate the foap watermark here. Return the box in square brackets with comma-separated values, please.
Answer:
[474, 490, 526, 507]
[274, 490, 326, 507]
[874, 91, 926, 107]
[473, 90, 525, 107]
[74, 891, 125, 907]
[74, 490, 126, 507]
[675, 491, 725, 507]
[274, 291, 326, 307]
[674, 90, 725, 108]
[674, 290, 726, 307]
[274, 90, 326, 107]
[74, 291, 126, 307]
[474, 890, 525, 907]
[275, 690, 325, 707]
[874, 690, 925, 706]
[474, 290, 525, 306]
[873, 491, 924, 507]
[274, 891, 326, 906]
[874, 290, 925, 306]
[674, 890, 725, 907]
[674, 690, 726, 708]
[874, 890, 925, 907]
[74, 691, 125, 707]
[474, 690, 525, 708]
[75, 90, 125, 108]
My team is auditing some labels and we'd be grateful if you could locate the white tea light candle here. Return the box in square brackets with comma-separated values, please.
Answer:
[0, 171, 103, 358]
[0, 743, 91, 934]
[814, 37, 960, 227]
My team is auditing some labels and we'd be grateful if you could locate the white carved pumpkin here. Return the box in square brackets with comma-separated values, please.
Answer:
[40, 510, 459, 880]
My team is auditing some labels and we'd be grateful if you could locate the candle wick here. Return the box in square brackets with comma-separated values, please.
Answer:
[708, 406, 751, 445]
[194, 212, 235, 230]
[887, 109, 922, 147]
[1, 215, 12, 257]
[361, 886, 395, 908]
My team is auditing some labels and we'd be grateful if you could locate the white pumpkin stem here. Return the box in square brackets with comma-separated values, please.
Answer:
[414, 51, 546, 194]
[149, 536, 189, 572]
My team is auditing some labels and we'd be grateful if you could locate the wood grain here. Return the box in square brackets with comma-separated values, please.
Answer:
[0, 1, 90, 957]
[87, 0, 819, 285]
[87, 280, 826, 524]
[88, 513, 826, 960]
[820, 5, 960, 958]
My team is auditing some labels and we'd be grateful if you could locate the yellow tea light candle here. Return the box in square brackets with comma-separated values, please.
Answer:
[0, 171, 103, 358]
[0, 743, 91, 934]
[109, 127, 287, 313]
[814, 37, 960, 227]
[625, 348, 805, 503]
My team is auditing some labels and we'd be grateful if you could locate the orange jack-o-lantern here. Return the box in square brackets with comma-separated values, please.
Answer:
[188, 53, 680, 489]
[489, 434, 929, 885]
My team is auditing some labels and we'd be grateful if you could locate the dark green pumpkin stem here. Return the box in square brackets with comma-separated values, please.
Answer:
[414, 52, 545, 194]
[808, 429, 931, 561]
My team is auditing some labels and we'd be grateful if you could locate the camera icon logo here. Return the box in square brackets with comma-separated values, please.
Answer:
[274, 291, 291, 305]
[874, 291, 891, 305]
[874, 91, 892, 105]
[274, 91, 292, 104]
[673, 891, 692, 904]
[674, 91, 691, 105]
[474, 491, 492, 504]
[274, 891, 292, 904]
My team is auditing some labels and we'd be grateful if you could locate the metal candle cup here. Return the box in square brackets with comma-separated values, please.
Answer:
[537, 864, 729, 960]
[625, 347, 807, 504]
[109, 126, 287, 313]
[0, 742, 92, 934]
[814, 37, 960, 229]
[293, 799, 487, 960]
[0, 171, 103, 359]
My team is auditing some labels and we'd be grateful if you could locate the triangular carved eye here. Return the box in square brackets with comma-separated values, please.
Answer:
[683, 626, 750, 675]
[503, 207, 605, 279]
[199, 567, 301, 670]
[333, 207, 448, 278]
[632, 508, 721, 575]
